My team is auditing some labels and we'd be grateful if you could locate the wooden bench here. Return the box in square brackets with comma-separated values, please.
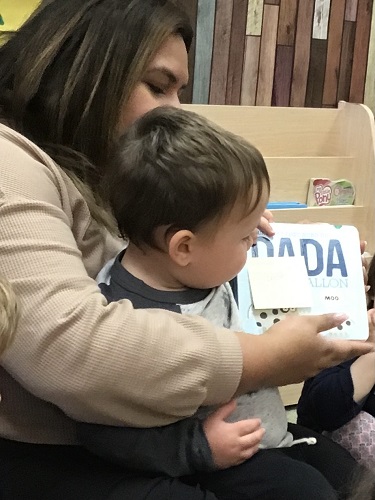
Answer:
[184, 101, 375, 406]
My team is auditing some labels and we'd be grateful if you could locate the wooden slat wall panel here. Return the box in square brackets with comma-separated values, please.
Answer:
[192, 0, 216, 104]
[345, 0, 359, 21]
[305, 39, 328, 107]
[349, 0, 373, 103]
[225, 0, 247, 104]
[273, 45, 294, 106]
[337, 21, 356, 102]
[322, 0, 345, 106]
[246, 0, 264, 36]
[290, 0, 314, 107]
[191, 0, 375, 113]
[313, 0, 331, 40]
[209, 0, 233, 104]
[277, 0, 298, 46]
[240, 36, 260, 105]
[256, 4, 279, 105]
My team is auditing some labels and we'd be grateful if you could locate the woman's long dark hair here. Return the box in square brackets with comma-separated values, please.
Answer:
[0, 0, 193, 228]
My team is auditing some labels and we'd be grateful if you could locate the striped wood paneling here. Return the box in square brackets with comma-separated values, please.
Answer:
[181, 0, 375, 112]
[191, 0, 216, 104]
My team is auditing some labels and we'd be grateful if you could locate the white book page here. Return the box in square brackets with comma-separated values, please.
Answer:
[238, 223, 369, 340]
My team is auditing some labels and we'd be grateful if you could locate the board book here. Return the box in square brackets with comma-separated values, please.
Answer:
[237, 223, 369, 340]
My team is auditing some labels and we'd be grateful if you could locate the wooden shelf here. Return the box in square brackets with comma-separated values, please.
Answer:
[185, 101, 375, 405]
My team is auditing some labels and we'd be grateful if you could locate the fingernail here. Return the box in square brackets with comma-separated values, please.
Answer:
[366, 286, 371, 293]
[333, 313, 349, 322]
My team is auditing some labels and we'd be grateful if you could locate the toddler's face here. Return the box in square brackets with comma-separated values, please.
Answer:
[185, 189, 269, 289]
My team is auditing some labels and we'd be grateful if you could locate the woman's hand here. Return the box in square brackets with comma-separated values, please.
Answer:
[235, 312, 374, 394]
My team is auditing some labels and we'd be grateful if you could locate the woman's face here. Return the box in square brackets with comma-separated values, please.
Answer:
[118, 35, 189, 135]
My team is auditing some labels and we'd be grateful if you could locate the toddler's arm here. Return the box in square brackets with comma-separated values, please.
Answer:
[77, 400, 264, 477]
[77, 417, 213, 477]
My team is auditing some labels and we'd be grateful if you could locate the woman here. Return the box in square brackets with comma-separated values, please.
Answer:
[0, 1, 370, 498]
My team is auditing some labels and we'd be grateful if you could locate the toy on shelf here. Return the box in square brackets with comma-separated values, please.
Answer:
[307, 178, 355, 207]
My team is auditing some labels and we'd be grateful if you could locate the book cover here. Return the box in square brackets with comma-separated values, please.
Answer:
[237, 223, 369, 340]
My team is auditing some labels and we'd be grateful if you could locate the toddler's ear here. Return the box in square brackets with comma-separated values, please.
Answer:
[168, 230, 194, 267]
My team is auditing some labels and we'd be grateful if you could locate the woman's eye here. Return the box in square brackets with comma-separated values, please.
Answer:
[147, 83, 165, 95]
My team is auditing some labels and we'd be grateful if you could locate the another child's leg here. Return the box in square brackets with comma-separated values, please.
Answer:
[185, 449, 336, 500]
[281, 422, 362, 499]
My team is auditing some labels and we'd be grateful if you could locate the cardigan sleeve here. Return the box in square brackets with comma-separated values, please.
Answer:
[0, 129, 243, 428]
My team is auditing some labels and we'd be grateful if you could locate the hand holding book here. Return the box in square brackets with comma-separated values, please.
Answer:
[235, 312, 373, 392]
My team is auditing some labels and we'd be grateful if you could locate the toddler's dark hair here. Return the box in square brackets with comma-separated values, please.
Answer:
[107, 106, 270, 247]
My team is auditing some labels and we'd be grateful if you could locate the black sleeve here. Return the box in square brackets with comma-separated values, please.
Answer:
[228, 276, 238, 305]
[77, 417, 216, 477]
[297, 358, 365, 432]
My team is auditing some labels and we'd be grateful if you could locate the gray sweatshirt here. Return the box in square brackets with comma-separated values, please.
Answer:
[78, 252, 295, 477]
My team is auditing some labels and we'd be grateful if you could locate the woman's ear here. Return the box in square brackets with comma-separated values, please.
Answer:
[168, 230, 195, 267]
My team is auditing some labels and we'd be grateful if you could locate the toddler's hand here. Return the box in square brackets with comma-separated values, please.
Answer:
[203, 400, 265, 469]
[257, 209, 274, 237]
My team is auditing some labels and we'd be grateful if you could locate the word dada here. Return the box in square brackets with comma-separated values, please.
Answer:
[252, 236, 348, 282]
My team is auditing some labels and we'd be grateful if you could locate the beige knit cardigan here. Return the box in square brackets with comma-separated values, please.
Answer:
[0, 124, 242, 444]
